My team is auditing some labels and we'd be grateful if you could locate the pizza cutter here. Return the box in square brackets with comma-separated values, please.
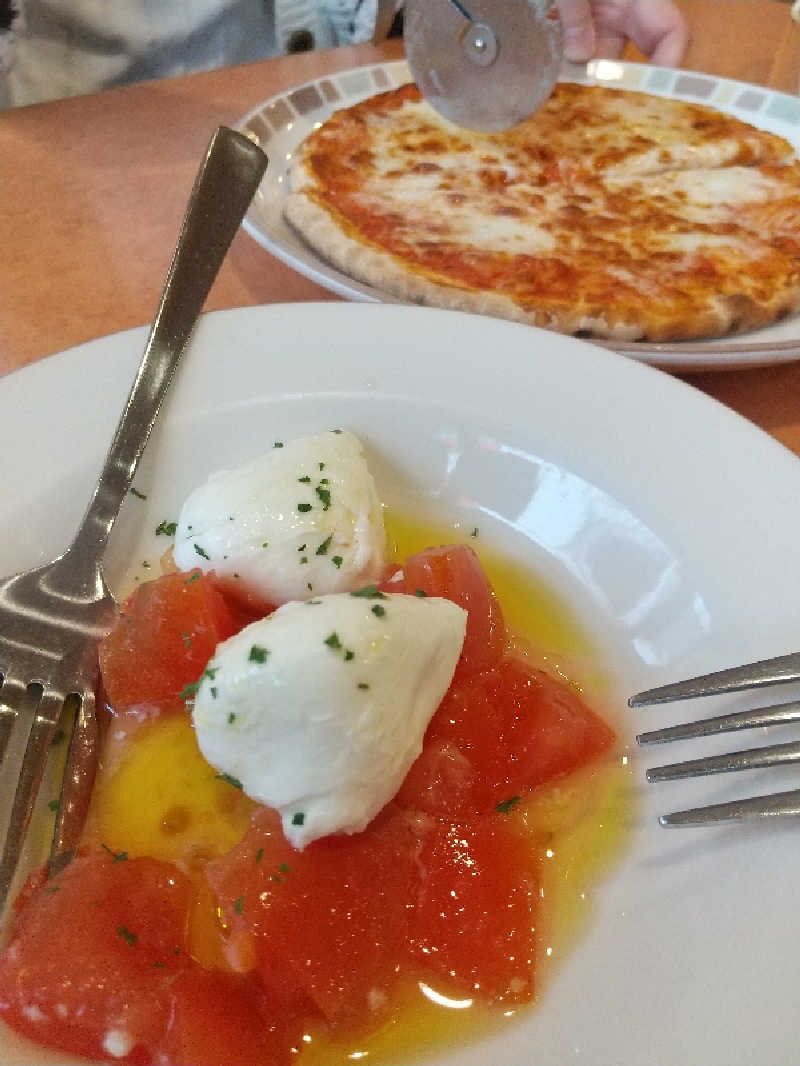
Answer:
[404, 0, 563, 132]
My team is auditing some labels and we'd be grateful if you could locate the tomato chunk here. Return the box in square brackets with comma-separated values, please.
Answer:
[407, 814, 540, 1003]
[397, 657, 615, 816]
[164, 969, 298, 1066]
[99, 570, 242, 713]
[207, 806, 417, 1027]
[0, 853, 303, 1066]
[0, 854, 192, 1063]
[395, 545, 506, 679]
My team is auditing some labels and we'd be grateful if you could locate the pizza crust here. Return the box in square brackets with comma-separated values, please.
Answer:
[283, 84, 800, 344]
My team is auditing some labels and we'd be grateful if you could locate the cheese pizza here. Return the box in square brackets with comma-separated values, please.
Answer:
[283, 82, 800, 343]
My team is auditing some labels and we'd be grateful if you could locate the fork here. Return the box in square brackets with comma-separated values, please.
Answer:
[0, 126, 267, 919]
[630, 650, 800, 826]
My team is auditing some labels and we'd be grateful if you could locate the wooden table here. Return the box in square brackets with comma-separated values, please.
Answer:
[2, 0, 800, 455]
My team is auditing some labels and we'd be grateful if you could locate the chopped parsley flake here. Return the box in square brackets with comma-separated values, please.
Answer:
[262, 541, 269, 548]
[179, 680, 200, 701]
[249, 645, 269, 664]
[48, 799, 59, 811]
[184, 572, 200, 584]
[102, 843, 129, 862]
[297, 503, 312, 513]
[156, 520, 177, 536]
[228, 713, 236, 724]
[118, 925, 138, 947]
[315, 486, 331, 510]
[331, 556, 343, 569]
[319, 462, 325, 471]
[300, 556, 308, 565]
[129, 487, 147, 500]
[216, 772, 243, 790]
[414, 589, 427, 597]
[344, 649, 355, 661]
[255, 847, 264, 864]
[297, 544, 307, 552]
[181, 632, 192, 648]
[273, 441, 284, 448]
[371, 604, 386, 618]
[332, 428, 343, 434]
[324, 632, 342, 650]
[350, 585, 386, 599]
[495, 795, 521, 814]
[298, 475, 311, 483]
[142, 560, 151, 569]
[357, 682, 370, 690]
[316, 534, 333, 556]
[292, 812, 305, 826]
[234, 896, 245, 915]
[210, 687, 218, 699]
[279, 862, 291, 873]
[193, 543, 210, 560]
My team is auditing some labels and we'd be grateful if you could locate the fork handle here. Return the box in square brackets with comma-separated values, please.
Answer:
[60, 127, 267, 593]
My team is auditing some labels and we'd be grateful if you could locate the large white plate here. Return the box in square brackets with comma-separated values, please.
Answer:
[237, 59, 800, 373]
[2, 303, 800, 1066]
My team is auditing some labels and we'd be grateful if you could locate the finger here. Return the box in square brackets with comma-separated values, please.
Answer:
[648, 25, 691, 67]
[595, 31, 627, 60]
[555, 0, 596, 62]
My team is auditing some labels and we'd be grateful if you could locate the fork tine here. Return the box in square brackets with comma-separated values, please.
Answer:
[49, 689, 98, 878]
[0, 687, 64, 914]
[646, 739, 800, 782]
[629, 649, 800, 706]
[658, 788, 800, 826]
[637, 697, 800, 745]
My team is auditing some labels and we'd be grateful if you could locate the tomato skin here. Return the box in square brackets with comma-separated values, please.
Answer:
[207, 806, 418, 1027]
[99, 570, 244, 714]
[398, 656, 616, 816]
[395, 545, 506, 679]
[408, 814, 540, 1004]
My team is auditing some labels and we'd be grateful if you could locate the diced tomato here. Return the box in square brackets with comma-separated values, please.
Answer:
[99, 570, 245, 714]
[206, 806, 417, 1027]
[0, 854, 192, 1063]
[407, 814, 540, 1003]
[163, 969, 299, 1066]
[0, 852, 303, 1066]
[393, 545, 506, 679]
[397, 656, 615, 816]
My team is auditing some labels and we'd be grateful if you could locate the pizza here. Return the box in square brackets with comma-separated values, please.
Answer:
[283, 81, 800, 343]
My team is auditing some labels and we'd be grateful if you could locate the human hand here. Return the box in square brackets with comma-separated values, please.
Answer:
[555, 0, 690, 66]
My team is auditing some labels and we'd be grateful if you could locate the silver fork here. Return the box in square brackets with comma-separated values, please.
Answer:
[630, 650, 800, 826]
[0, 126, 267, 918]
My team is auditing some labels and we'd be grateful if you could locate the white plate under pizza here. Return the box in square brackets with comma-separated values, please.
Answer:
[237, 59, 800, 372]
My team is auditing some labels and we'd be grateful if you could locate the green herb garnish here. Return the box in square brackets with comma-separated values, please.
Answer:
[215, 772, 243, 790]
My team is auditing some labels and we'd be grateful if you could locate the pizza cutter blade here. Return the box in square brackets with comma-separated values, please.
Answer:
[404, 0, 563, 132]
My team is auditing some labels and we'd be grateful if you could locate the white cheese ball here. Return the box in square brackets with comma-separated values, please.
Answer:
[173, 430, 385, 608]
[192, 591, 467, 848]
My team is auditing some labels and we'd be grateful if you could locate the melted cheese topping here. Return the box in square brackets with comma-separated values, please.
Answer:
[287, 83, 800, 343]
